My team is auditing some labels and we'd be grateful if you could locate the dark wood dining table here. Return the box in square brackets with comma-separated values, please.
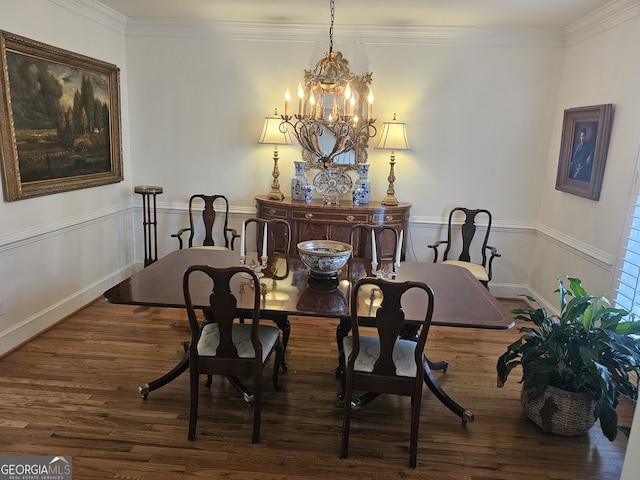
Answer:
[103, 247, 514, 423]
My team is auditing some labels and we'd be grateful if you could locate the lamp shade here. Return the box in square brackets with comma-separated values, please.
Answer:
[375, 118, 410, 151]
[258, 116, 292, 145]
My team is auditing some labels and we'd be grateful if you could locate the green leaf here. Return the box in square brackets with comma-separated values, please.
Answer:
[567, 277, 588, 297]
[596, 402, 618, 441]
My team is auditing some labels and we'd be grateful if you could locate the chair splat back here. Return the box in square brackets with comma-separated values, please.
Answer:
[370, 282, 409, 376]
[198, 195, 222, 247]
[206, 282, 244, 358]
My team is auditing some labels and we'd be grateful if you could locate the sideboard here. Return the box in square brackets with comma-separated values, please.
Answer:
[255, 196, 411, 259]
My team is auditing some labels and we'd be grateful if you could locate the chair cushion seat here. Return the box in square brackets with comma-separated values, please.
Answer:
[343, 336, 418, 377]
[190, 246, 229, 251]
[198, 323, 280, 362]
[443, 260, 489, 282]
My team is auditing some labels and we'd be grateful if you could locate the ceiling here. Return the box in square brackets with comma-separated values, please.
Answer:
[96, 0, 612, 29]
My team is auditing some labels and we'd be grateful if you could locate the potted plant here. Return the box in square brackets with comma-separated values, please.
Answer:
[497, 277, 640, 440]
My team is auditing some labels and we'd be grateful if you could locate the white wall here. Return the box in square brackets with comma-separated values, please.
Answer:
[0, 0, 134, 355]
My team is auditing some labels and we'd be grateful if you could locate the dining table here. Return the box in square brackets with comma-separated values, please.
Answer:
[103, 247, 514, 423]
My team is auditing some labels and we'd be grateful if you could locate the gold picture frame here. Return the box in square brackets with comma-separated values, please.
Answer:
[555, 104, 613, 201]
[0, 30, 123, 201]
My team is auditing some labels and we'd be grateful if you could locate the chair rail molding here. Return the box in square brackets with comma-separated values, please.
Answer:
[408, 214, 537, 235]
[0, 202, 131, 252]
[158, 200, 254, 218]
[536, 223, 614, 271]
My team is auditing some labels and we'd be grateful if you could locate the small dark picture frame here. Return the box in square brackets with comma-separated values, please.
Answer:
[0, 30, 123, 201]
[555, 104, 613, 201]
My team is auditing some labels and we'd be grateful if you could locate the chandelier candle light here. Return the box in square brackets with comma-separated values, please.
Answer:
[280, 0, 376, 169]
[258, 109, 292, 200]
[375, 113, 411, 206]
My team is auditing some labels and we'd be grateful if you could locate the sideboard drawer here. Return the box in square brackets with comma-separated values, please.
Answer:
[291, 210, 369, 224]
[258, 205, 289, 219]
[371, 209, 409, 224]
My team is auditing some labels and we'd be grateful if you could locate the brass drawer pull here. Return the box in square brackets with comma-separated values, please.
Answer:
[269, 209, 276, 215]
[305, 213, 313, 219]
[346, 215, 354, 221]
[385, 215, 394, 221]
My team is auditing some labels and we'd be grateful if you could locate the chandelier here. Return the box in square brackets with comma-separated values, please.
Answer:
[281, 0, 376, 170]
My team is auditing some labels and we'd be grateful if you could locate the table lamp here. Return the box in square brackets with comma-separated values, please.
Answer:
[258, 109, 292, 200]
[375, 114, 410, 206]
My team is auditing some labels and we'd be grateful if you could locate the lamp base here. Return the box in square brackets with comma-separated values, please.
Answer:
[381, 155, 399, 206]
[267, 190, 285, 200]
[267, 149, 285, 201]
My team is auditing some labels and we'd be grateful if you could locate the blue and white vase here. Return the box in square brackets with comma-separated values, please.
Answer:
[291, 161, 309, 201]
[355, 163, 371, 204]
[304, 184, 313, 203]
[352, 186, 363, 206]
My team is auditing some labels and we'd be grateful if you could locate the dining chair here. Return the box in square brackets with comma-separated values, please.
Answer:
[343, 223, 399, 375]
[427, 207, 501, 288]
[340, 277, 435, 468]
[232, 217, 292, 371]
[349, 223, 399, 265]
[172, 194, 239, 250]
[233, 217, 292, 258]
[183, 264, 284, 442]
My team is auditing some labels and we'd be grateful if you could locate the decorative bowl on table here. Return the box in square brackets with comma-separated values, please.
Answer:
[297, 240, 353, 281]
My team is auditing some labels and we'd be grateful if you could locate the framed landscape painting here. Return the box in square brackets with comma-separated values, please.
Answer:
[555, 104, 613, 201]
[0, 30, 123, 201]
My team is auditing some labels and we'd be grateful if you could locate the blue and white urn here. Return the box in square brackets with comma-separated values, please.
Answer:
[291, 161, 309, 201]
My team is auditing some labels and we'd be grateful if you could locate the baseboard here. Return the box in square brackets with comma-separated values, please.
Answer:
[0, 262, 140, 358]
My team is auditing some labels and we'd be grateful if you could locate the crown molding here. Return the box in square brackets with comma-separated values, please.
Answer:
[56, 0, 639, 49]
[49, 0, 127, 34]
[565, 0, 640, 46]
[59, 0, 563, 48]
[122, 20, 566, 48]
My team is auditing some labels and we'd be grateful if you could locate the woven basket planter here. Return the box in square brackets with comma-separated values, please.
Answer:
[520, 385, 596, 436]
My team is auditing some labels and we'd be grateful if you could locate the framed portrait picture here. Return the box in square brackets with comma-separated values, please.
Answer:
[555, 104, 613, 201]
[0, 30, 123, 201]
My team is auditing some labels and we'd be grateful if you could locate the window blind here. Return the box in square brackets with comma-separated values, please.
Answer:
[615, 193, 640, 319]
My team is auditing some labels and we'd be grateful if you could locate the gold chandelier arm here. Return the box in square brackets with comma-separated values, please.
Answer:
[281, 115, 375, 168]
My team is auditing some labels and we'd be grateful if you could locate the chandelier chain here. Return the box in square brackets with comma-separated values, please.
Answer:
[329, 0, 335, 53]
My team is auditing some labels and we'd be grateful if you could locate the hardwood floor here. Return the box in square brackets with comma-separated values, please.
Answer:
[0, 298, 633, 479]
